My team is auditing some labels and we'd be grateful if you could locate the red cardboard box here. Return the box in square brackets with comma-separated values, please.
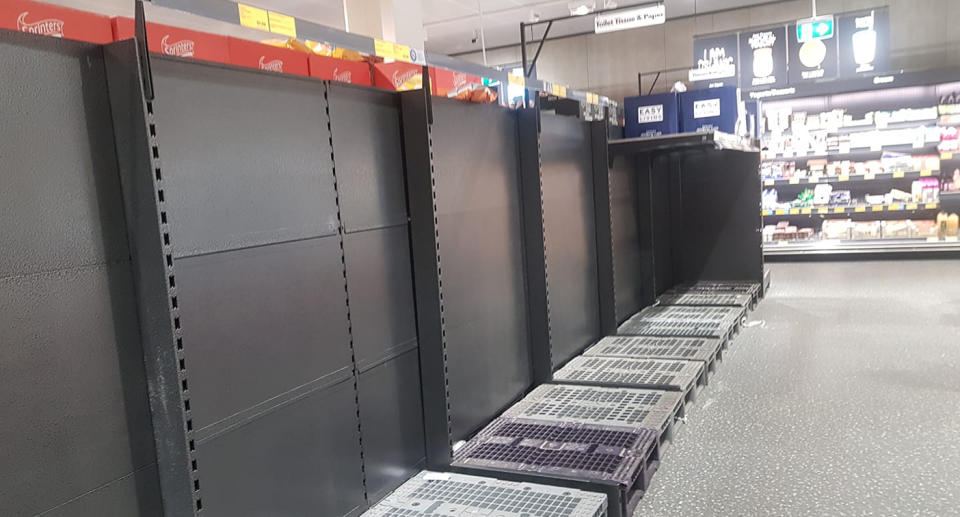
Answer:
[112, 17, 230, 65]
[1, 0, 112, 44]
[227, 37, 309, 77]
[430, 67, 482, 97]
[309, 54, 371, 86]
[373, 61, 426, 92]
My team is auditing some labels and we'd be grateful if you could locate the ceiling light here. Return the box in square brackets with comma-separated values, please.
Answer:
[603, 0, 618, 8]
[529, 10, 541, 22]
[568, 1, 596, 16]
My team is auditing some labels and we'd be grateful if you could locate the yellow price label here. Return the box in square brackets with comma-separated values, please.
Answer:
[889, 204, 902, 211]
[838, 174, 850, 181]
[925, 202, 938, 209]
[921, 170, 933, 177]
[892, 171, 905, 178]
[871, 205, 884, 212]
[238, 3, 269, 31]
[906, 203, 918, 210]
[268, 11, 297, 37]
[855, 206, 867, 212]
[764, 179, 774, 186]
[789, 208, 800, 215]
[374, 39, 395, 59]
[775, 209, 786, 215]
[762, 210, 771, 216]
[942, 152, 954, 160]
[789, 177, 801, 184]
[863, 173, 875, 180]
[818, 208, 828, 214]
[558, 85, 567, 97]
[801, 208, 812, 214]
[507, 73, 525, 87]
[834, 207, 846, 214]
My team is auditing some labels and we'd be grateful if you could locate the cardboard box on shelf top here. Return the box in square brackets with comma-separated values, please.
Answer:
[1, 0, 112, 44]
[309, 54, 371, 86]
[430, 68, 482, 97]
[373, 61, 427, 92]
[112, 17, 230, 65]
[227, 37, 309, 77]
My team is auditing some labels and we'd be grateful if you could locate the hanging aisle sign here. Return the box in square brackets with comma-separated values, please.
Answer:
[689, 33, 739, 87]
[739, 26, 788, 89]
[594, 3, 665, 34]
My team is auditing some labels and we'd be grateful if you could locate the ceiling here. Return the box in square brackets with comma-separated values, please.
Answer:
[423, 0, 788, 55]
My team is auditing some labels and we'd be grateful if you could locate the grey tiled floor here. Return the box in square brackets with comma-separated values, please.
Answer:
[634, 261, 960, 516]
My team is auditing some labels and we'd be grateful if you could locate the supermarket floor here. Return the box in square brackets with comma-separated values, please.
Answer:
[634, 260, 960, 517]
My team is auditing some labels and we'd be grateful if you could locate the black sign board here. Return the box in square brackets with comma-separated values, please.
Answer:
[788, 23, 838, 83]
[838, 8, 890, 77]
[691, 33, 739, 88]
[739, 26, 788, 90]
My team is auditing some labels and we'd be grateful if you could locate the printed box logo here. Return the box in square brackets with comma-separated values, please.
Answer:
[258, 56, 283, 72]
[693, 98, 721, 119]
[392, 69, 419, 89]
[333, 68, 352, 83]
[161, 35, 195, 57]
[17, 12, 64, 37]
[637, 104, 664, 123]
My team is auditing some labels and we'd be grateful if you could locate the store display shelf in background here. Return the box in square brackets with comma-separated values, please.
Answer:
[761, 144, 941, 163]
[760, 118, 941, 139]
[765, 238, 960, 256]
[762, 202, 940, 217]
[763, 170, 938, 187]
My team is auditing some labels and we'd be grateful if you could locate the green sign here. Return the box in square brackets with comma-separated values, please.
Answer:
[796, 15, 834, 42]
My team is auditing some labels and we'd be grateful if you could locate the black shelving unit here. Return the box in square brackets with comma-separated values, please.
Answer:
[609, 132, 765, 309]
[1, 15, 768, 517]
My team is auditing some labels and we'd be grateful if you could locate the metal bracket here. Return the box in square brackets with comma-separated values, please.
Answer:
[134, 0, 154, 101]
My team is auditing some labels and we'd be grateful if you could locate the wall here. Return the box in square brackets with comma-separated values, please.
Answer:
[458, 0, 960, 102]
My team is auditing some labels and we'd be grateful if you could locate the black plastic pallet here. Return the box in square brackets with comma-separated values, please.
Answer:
[656, 291, 752, 309]
[363, 470, 608, 517]
[502, 383, 683, 448]
[617, 316, 737, 341]
[553, 356, 706, 406]
[451, 417, 660, 517]
[584, 335, 724, 377]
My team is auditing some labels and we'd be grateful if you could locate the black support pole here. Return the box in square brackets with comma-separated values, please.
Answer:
[590, 115, 617, 336]
[517, 107, 552, 384]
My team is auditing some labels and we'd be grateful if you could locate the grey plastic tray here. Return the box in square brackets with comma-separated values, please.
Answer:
[553, 356, 706, 405]
[584, 335, 723, 377]
[656, 292, 752, 308]
[503, 383, 683, 446]
[363, 470, 607, 517]
[617, 316, 735, 340]
[636, 305, 744, 324]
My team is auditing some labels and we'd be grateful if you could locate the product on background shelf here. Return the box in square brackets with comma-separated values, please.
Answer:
[813, 183, 833, 205]
[852, 221, 882, 239]
[823, 219, 853, 240]
[881, 220, 912, 239]
[914, 220, 939, 238]
[762, 188, 779, 209]
[938, 212, 960, 238]
[798, 228, 815, 240]
[830, 190, 852, 205]
[793, 188, 814, 207]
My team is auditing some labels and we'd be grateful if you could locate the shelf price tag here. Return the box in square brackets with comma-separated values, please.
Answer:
[892, 171, 905, 178]
[943, 152, 954, 160]
[507, 73, 525, 87]
[764, 179, 775, 186]
[838, 174, 850, 182]
[906, 203, 918, 210]
[789, 178, 801, 184]
[863, 173, 875, 181]
[775, 209, 786, 215]
[801, 208, 812, 214]
[268, 11, 297, 37]
[238, 3, 270, 31]
[789, 208, 800, 215]
[818, 207, 829, 214]
[925, 202, 938, 209]
[871, 205, 884, 212]
[921, 170, 933, 177]
[889, 204, 902, 211]
[374, 39, 413, 62]
[855, 206, 867, 212]
[834, 207, 846, 214]
[762, 210, 771, 216]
